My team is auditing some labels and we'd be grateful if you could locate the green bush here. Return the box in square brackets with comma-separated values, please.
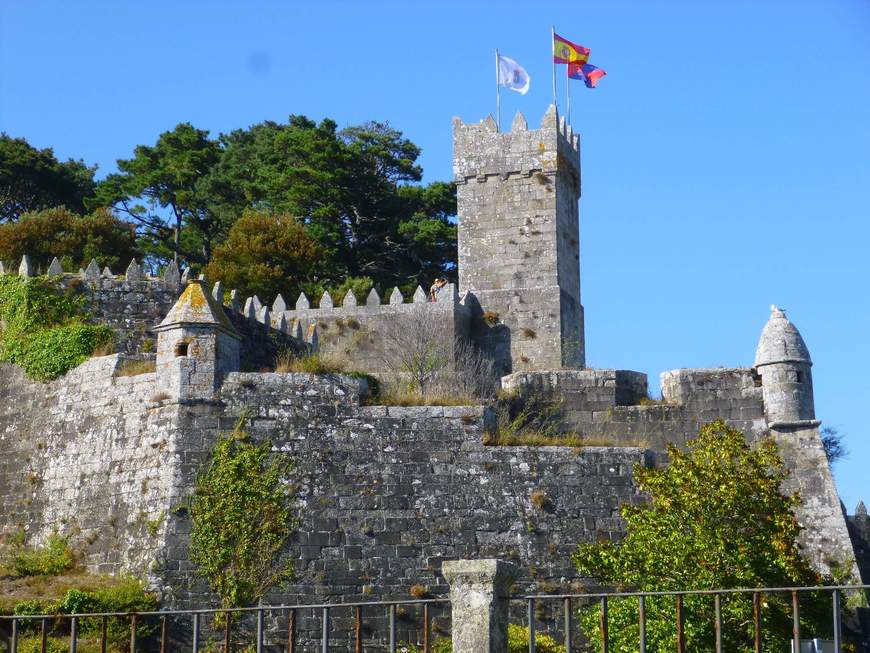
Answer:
[6, 534, 75, 577]
[11, 577, 157, 650]
[0, 276, 113, 381]
[400, 625, 564, 653]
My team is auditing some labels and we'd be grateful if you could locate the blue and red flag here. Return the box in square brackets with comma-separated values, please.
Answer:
[568, 62, 607, 88]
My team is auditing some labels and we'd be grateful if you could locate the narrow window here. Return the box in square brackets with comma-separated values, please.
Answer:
[174, 342, 189, 357]
[796, 371, 803, 383]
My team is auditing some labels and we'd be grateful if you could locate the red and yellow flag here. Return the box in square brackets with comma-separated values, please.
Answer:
[553, 33, 590, 64]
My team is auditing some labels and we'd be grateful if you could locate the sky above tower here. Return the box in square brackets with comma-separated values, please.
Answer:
[1, 0, 868, 509]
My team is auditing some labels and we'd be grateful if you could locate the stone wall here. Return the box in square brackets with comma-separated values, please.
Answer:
[250, 283, 471, 375]
[0, 357, 177, 574]
[502, 368, 767, 452]
[0, 360, 648, 646]
[453, 107, 584, 372]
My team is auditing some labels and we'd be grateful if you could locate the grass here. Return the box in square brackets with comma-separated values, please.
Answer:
[114, 358, 155, 377]
[483, 431, 585, 447]
[370, 385, 477, 407]
[275, 352, 348, 374]
[637, 396, 670, 406]
[90, 341, 116, 357]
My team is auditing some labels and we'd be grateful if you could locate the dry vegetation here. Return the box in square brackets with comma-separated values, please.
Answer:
[115, 358, 156, 377]
[275, 351, 349, 374]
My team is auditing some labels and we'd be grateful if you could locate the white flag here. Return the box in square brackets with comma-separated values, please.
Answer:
[497, 54, 530, 95]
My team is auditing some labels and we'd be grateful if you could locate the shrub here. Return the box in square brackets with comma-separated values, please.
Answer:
[0, 276, 113, 381]
[573, 421, 834, 652]
[190, 418, 298, 608]
[400, 625, 563, 653]
[482, 311, 500, 326]
[6, 533, 75, 577]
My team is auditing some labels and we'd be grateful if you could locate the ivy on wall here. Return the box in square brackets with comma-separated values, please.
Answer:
[189, 417, 298, 609]
[0, 276, 113, 381]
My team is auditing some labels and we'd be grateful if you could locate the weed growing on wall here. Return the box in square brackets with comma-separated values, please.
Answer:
[2, 533, 75, 577]
[0, 276, 113, 381]
[190, 417, 298, 609]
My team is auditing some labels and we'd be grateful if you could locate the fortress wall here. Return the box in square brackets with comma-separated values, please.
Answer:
[0, 357, 176, 575]
[153, 372, 649, 643]
[262, 285, 470, 375]
[502, 368, 767, 452]
[56, 274, 181, 354]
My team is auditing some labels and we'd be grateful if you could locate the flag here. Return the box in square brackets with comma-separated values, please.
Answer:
[553, 33, 590, 64]
[568, 62, 607, 88]
[497, 54, 530, 95]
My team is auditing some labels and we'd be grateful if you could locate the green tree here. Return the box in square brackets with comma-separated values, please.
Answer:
[0, 206, 140, 271]
[189, 420, 297, 609]
[0, 134, 97, 222]
[203, 210, 322, 305]
[207, 116, 457, 288]
[90, 123, 222, 264]
[572, 421, 832, 652]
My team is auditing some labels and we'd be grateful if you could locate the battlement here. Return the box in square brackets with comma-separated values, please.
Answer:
[452, 105, 580, 186]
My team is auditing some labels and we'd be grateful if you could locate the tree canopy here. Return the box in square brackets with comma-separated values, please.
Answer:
[0, 206, 140, 272]
[572, 421, 833, 652]
[203, 210, 323, 305]
[3, 115, 457, 298]
[91, 116, 456, 292]
[0, 134, 97, 223]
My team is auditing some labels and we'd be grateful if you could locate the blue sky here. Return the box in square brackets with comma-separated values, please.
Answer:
[1, 1, 868, 509]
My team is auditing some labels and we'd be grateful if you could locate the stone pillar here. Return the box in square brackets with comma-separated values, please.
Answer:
[442, 559, 518, 653]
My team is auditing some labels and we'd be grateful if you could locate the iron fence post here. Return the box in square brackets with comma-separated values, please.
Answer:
[41, 617, 48, 653]
[11, 618, 17, 653]
[130, 613, 138, 653]
[322, 607, 329, 653]
[600, 597, 608, 653]
[423, 604, 430, 653]
[256, 608, 264, 653]
[192, 613, 200, 653]
[791, 590, 800, 652]
[528, 598, 536, 653]
[714, 594, 722, 653]
[70, 616, 78, 653]
[675, 595, 684, 653]
[563, 597, 572, 652]
[388, 604, 396, 653]
[638, 595, 645, 653]
[752, 592, 761, 653]
[287, 608, 295, 653]
[100, 615, 107, 653]
[832, 589, 841, 653]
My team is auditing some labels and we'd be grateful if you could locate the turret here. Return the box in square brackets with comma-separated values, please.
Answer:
[753, 305, 817, 428]
[153, 281, 240, 401]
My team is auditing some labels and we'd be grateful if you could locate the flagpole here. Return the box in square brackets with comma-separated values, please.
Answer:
[551, 26, 557, 107]
[566, 61, 571, 125]
[495, 48, 501, 131]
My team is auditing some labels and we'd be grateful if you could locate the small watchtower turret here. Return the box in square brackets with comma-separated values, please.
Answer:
[153, 281, 240, 401]
[754, 305, 817, 428]
[453, 105, 584, 372]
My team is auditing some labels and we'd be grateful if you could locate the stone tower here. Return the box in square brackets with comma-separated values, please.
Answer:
[753, 305, 816, 427]
[453, 105, 584, 372]
[154, 281, 240, 401]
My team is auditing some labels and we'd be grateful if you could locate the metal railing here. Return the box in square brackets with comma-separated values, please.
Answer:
[0, 597, 449, 653]
[519, 584, 870, 653]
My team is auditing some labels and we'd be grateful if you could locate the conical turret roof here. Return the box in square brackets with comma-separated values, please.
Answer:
[155, 281, 239, 338]
[754, 305, 811, 367]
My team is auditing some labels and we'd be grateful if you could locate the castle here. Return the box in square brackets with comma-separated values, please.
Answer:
[0, 106, 864, 641]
